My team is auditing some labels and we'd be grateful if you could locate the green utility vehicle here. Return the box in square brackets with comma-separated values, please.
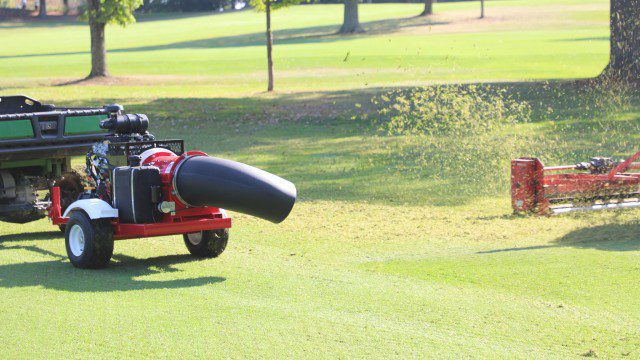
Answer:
[0, 95, 114, 223]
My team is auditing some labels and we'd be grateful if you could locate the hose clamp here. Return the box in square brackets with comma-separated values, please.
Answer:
[171, 153, 205, 207]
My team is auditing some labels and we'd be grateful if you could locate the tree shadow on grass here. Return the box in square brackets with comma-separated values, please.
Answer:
[43, 81, 638, 207]
[112, 16, 448, 52]
[0, 9, 243, 28]
[0, 232, 225, 292]
[478, 222, 640, 254]
[135, 9, 250, 23]
[0, 16, 447, 60]
[0, 16, 84, 29]
[128, 80, 620, 131]
[2, 81, 632, 209]
[555, 36, 608, 43]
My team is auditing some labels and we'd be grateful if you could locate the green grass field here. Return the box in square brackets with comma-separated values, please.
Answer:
[1, 0, 609, 97]
[4, 0, 640, 358]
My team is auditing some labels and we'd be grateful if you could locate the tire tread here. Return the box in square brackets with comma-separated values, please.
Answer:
[183, 229, 228, 258]
[65, 212, 114, 269]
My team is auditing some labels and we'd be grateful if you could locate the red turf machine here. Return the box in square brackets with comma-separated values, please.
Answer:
[511, 152, 640, 215]
[47, 106, 296, 268]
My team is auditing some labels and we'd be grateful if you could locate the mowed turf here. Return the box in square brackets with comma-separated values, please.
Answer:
[1, 0, 609, 96]
[4, 0, 640, 358]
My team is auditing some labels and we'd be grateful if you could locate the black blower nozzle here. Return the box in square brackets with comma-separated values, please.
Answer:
[174, 156, 297, 223]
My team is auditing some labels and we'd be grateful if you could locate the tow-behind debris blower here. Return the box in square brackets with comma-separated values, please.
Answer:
[0, 96, 296, 268]
[511, 153, 640, 215]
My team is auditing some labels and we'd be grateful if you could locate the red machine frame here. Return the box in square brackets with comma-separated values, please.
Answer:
[511, 150, 640, 215]
[47, 150, 232, 240]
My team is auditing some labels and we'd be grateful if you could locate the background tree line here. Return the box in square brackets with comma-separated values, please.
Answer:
[136, 0, 468, 12]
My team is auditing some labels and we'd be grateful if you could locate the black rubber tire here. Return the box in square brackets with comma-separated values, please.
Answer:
[64, 211, 114, 269]
[183, 229, 229, 258]
[0, 210, 45, 224]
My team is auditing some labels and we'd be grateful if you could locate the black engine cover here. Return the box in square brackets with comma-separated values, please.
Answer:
[112, 166, 161, 224]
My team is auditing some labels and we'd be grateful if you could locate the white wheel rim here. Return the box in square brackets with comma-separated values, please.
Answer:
[187, 233, 202, 245]
[69, 224, 86, 257]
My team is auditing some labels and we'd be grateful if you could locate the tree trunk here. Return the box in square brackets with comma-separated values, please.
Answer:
[480, 0, 484, 18]
[266, 1, 274, 92]
[63, 0, 68, 15]
[339, 0, 363, 34]
[89, 22, 108, 78]
[420, 0, 433, 16]
[38, 0, 46, 18]
[88, 22, 108, 78]
[86, 0, 108, 78]
[600, 0, 640, 81]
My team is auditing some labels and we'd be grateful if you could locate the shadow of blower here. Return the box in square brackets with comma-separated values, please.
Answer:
[478, 221, 640, 254]
[0, 234, 225, 292]
[552, 222, 640, 252]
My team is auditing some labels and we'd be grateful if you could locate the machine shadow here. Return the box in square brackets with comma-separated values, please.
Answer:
[479, 221, 640, 254]
[0, 231, 61, 243]
[0, 247, 226, 292]
[552, 222, 640, 252]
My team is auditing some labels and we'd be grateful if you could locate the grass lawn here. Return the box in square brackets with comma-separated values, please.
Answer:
[4, 0, 640, 358]
[1, 0, 609, 97]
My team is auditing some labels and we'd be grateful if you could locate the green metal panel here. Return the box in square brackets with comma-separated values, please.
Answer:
[0, 158, 69, 177]
[0, 158, 49, 170]
[0, 119, 34, 139]
[64, 115, 108, 135]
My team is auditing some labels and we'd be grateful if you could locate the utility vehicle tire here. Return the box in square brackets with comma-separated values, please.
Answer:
[183, 229, 229, 258]
[64, 211, 114, 269]
[0, 210, 44, 224]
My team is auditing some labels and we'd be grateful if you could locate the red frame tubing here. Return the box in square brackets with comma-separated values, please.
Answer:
[48, 186, 67, 225]
[511, 150, 640, 215]
[113, 216, 231, 240]
[49, 186, 231, 239]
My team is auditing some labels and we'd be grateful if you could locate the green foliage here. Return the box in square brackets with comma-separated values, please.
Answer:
[80, 0, 143, 26]
[369, 85, 532, 136]
[139, 0, 230, 13]
[250, 0, 304, 12]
